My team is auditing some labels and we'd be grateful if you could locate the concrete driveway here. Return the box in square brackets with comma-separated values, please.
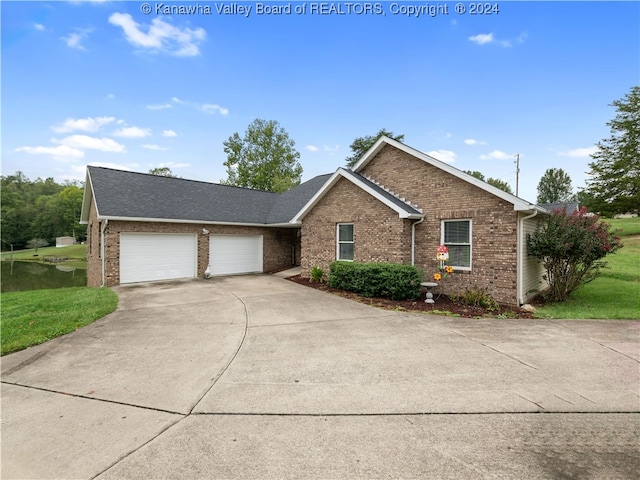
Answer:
[2, 274, 639, 479]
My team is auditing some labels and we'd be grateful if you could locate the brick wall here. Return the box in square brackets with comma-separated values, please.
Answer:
[301, 144, 521, 304]
[301, 177, 413, 275]
[87, 206, 298, 287]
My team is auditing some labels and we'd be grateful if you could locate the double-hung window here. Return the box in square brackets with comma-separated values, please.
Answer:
[337, 223, 354, 261]
[442, 219, 472, 270]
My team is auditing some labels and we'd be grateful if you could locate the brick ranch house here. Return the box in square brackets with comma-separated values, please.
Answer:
[80, 137, 548, 305]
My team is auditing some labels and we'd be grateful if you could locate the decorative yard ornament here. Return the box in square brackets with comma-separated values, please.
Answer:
[204, 265, 211, 279]
[436, 244, 449, 262]
[433, 245, 453, 282]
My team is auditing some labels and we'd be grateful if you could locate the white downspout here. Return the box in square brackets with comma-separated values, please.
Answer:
[517, 210, 537, 305]
[100, 219, 108, 287]
[411, 217, 425, 265]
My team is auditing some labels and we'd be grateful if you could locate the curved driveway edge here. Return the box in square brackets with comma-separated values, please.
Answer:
[2, 279, 248, 414]
[2, 275, 639, 479]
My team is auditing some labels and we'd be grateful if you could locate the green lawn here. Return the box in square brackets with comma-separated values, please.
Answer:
[1, 287, 118, 355]
[607, 217, 640, 237]
[536, 217, 640, 319]
[1, 244, 87, 269]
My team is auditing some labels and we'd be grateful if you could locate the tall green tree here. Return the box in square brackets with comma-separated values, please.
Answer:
[584, 86, 640, 216]
[536, 168, 574, 204]
[345, 129, 405, 168]
[465, 170, 485, 181]
[222, 119, 302, 192]
[487, 178, 513, 194]
[149, 167, 176, 177]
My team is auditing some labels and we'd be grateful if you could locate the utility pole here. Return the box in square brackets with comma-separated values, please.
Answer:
[514, 154, 520, 197]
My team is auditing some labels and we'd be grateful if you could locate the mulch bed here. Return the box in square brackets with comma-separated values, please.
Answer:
[285, 275, 537, 319]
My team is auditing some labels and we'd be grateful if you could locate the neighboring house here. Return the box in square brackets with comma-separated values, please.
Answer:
[56, 236, 75, 247]
[537, 202, 580, 214]
[80, 137, 548, 304]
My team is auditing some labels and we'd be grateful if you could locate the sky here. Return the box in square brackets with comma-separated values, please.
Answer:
[2, 0, 638, 204]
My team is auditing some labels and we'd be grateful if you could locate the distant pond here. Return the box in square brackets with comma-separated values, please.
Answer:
[1, 261, 87, 293]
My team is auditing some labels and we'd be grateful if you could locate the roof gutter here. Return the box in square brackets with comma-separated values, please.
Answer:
[94, 216, 299, 228]
[517, 210, 538, 305]
[411, 217, 425, 266]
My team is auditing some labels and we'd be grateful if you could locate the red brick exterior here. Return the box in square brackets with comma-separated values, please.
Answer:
[86, 196, 298, 287]
[301, 178, 413, 271]
[300, 144, 520, 304]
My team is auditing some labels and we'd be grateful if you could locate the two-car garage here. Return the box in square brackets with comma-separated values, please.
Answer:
[119, 233, 263, 284]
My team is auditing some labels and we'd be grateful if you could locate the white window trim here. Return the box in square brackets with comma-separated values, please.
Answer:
[441, 219, 472, 271]
[336, 223, 354, 261]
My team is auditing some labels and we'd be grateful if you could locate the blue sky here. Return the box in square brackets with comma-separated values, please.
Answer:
[2, 1, 638, 203]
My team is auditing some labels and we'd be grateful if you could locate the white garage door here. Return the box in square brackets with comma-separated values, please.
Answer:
[209, 235, 263, 276]
[120, 233, 197, 284]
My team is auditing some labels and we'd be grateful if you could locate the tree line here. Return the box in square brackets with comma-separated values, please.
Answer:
[1, 173, 86, 251]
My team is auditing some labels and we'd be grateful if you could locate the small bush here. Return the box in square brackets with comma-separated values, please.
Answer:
[328, 261, 422, 300]
[310, 266, 325, 283]
[452, 288, 500, 312]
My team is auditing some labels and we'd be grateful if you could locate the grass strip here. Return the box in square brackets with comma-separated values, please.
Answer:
[1, 287, 118, 355]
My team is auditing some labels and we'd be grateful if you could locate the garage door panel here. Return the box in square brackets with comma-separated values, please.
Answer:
[209, 235, 262, 276]
[120, 233, 197, 284]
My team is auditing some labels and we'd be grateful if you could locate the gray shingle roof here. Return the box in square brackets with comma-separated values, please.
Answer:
[86, 166, 330, 225]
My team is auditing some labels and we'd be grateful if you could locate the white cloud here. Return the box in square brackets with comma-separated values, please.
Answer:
[502, 32, 528, 47]
[201, 104, 229, 116]
[147, 103, 172, 110]
[61, 28, 93, 51]
[469, 33, 494, 45]
[35, 23, 46, 31]
[426, 150, 457, 164]
[54, 135, 126, 153]
[307, 144, 339, 153]
[480, 150, 511, 160]
[464, 138, 487, 146]
[142, 144, 167, 151]
[106, 93, 115, 100]
[14, 145, 84, 162]
[108, 12, 206, 57]
[158, 162, 190, 168]
[163, 130, 177, 137]
[113, 126, 152, 138]
[163, 97, 229, 116]
[558, 146, 597, 158]
[469, 31, 527, 48]
[52, 116, 116, 133]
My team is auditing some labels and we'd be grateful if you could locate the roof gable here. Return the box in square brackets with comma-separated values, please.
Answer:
[290, 168, 424, 223]
[352, 137, 543, 212]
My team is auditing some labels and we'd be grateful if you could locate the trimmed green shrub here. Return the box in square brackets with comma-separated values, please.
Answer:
[328, 261, 422, 300]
